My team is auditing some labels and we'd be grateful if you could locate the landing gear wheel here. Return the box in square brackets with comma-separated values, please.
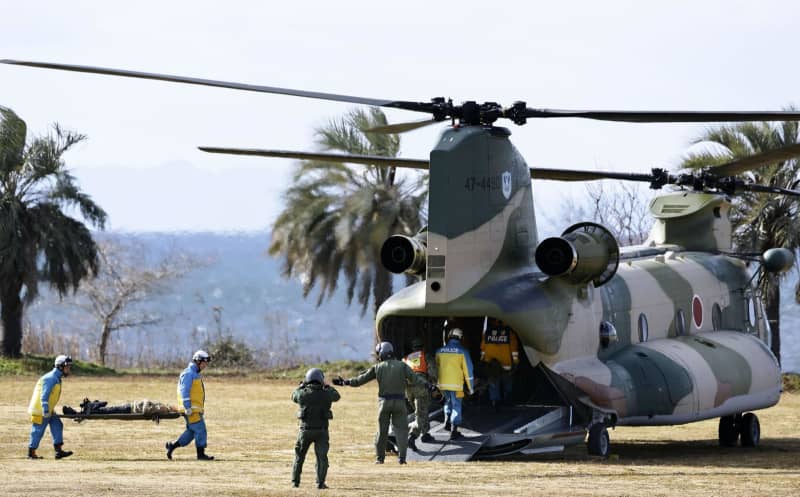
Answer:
[739, 413, 760, 447]
[587, 424, 610, 457]
[718, 415, 739, 447]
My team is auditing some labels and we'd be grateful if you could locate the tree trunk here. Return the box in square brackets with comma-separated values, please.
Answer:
[1, 282, 25, 358]
[764, 276, 781, 366]
[99, 321, 112, 366]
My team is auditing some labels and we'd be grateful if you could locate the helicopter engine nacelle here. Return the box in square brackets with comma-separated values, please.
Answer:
[380, 231, 427, 276]
[762, 247, 794, 273]
[535, 222, 620, 287]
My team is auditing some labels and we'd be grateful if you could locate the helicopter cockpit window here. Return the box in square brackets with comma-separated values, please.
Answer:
[712, 303, 722, 331]
[674, 309, 686, 337]
[638, 313, 649, 343]
[599, 321, 618, 348]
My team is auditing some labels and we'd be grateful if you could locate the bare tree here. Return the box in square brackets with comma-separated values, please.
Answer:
[557, 182, 653, 245]
[76, 237, 200, 365]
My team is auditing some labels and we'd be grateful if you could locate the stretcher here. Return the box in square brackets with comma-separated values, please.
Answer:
[61, 398, 183, 424]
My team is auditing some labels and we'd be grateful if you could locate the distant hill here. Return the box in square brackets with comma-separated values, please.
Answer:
[25, 231, 800, 372]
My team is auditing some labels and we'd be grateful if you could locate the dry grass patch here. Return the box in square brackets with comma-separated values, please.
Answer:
[1, 375, 798, 496]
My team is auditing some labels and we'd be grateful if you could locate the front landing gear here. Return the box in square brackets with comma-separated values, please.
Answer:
[587, 424, 610, 457]
[718, 412, 760, 447]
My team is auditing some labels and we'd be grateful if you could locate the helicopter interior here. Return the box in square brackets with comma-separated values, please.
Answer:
[380, 315, 565, 408]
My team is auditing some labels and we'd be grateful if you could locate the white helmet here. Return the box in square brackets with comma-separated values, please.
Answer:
[54, 355, 73, 368]
[192, 350, 211, 363]
[449, 328, 464, 340]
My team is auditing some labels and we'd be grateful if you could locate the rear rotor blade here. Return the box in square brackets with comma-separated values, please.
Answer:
[524, 108, 800, 123]
[708, 142, 800, 177]
[744, 183, 800, 196]
[198, 147, 429, 170]
[529, 167, 656, 183]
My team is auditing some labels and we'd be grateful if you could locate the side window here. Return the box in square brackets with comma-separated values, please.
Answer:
[712, 303, 722, 330]
[675, 309, 686, 336]
[638, 313, 649, 342]
[746, 297, 757, 327]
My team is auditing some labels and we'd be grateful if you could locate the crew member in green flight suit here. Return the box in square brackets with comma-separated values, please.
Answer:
[334, 341, 429, 464]
[292, 368, 340, 489]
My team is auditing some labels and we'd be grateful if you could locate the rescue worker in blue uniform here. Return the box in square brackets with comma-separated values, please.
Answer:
[436, 328, 474, 440]
[27, 354, 74, 459]
[166, 350, 214, 460]
[292, 368, 340, 489]
[334, 341, 428, 464]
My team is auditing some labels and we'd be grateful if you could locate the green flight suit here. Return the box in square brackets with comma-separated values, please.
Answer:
[347, 359, 426, 461]
[291, 383, 340, 487]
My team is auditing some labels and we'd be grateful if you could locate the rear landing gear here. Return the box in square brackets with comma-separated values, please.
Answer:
[739, 413, 760, 447]
[587, 424, 610, 457]
[718, 413, 760, 447]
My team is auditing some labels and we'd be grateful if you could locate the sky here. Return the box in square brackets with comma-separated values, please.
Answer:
[2, 1, 800, 233]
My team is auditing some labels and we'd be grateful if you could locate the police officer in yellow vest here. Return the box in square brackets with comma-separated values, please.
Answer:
[480, 319, 520, 409]
[166, 350, 214, 460]
[435, 328, 474, 440]
[27, 355, 74, 459]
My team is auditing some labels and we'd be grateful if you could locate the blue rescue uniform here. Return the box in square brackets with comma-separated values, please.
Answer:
[27, 368, 66, 450]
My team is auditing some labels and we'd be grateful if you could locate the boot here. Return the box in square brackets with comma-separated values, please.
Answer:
[407, 433, 418, 451]
[443, 416, 451, 432]
[27, 448, 43, 460]
[449, 426, 462, 440]
[196, 446, 215, 460]
[165, 441, 178, 460]
[317, 483, 328, 489]
[54, 444, 73, 459]
[398, 457, 407, 464]
[420, 433, 434, 443]
[374, 457, 384, 464]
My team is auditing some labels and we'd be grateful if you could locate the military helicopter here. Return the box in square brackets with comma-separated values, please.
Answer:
[4, 59, 800, 461]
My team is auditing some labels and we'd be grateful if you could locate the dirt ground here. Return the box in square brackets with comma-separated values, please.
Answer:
[1, 375, 798, 497]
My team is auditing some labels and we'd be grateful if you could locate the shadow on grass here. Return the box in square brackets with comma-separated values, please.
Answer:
[511, 437, 800, 471]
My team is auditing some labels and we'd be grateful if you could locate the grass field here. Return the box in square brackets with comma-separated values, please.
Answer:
[1, 375, 799, 497]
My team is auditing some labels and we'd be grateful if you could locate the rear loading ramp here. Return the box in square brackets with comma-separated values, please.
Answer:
[404, 403, 583, 461]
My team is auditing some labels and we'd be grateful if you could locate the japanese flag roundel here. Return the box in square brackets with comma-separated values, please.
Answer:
[692, 295, 703, 329]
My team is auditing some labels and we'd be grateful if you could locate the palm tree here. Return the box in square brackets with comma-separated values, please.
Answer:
[269, 107, 427, 316]
[0, 106, 107, 357]
[681, 116, 800, 364]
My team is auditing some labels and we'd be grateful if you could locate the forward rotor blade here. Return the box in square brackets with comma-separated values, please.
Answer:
[198, 147, 429, 170]
[365, 119, 440, 134]
[529, 167, 655, 183]
[524, 108, 800, 123]
[708, 142, 800, 177]
[0, 59, 421, 110]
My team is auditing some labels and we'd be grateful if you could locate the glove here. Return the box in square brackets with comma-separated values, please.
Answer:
[184, 407, 193, 416]
[332, 376, 346, 386]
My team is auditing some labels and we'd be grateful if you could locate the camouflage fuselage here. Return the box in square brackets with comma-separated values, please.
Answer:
[376, 125, 781, 427]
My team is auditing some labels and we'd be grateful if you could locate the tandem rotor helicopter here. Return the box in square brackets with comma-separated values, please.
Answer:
[4, 59, 800, 461]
